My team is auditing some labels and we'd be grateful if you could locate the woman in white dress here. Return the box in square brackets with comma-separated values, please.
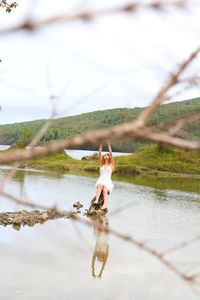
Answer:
[94, 141, 114, 212]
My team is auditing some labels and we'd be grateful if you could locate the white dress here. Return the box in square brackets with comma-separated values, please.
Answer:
[95, 165, 114, 193]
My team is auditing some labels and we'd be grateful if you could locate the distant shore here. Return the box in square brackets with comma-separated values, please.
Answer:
[0, 144, 199, 194]
[1, 144, 198, 178]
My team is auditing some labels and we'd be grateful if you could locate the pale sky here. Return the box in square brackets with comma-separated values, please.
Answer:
[0, 0, 200, 124]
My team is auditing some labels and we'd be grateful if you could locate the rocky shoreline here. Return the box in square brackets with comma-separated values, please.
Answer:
[0, 210, 69, 230]
[0, 193, 106, 230]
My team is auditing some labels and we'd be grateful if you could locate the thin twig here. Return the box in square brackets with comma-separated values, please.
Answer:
[155, 111, 200, 136]
[135, 47, 200, 128]
[0, 123, 199, 166]
[0, 1, 188, 35]
[161, 235, 200, 257]
[0, 187, 199, 291]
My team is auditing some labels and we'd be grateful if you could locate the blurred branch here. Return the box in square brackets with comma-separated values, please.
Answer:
[0, 66, 60, 190]
[0, 189, 52, 210]
[0, 117, 55, 190]
[0, 1, 199, 295]
[180, 75, 200, 86]
[0, 0, 17, 13]
[153, 111, 200, 136]
[0, 122, 199, 165]
[0, 1, 188, 35]
[161, 235, 200, 256]
[0, 187, 199, 294]
[0, 48, 199, 166]
[0, 104, 56, 191]
[135, 46, 200, 128]
[165, 75, 200, 101]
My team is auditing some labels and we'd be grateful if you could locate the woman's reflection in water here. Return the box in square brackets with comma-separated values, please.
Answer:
[91, 214, 109, 279]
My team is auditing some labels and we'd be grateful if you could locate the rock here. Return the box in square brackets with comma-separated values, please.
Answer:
[73, 201, 83, 210]
[86, 191, 108, 217]
[12, 223, 21, 231]
[7, 218, 13, 223]
[81, 152, 98, 161]
[27, 216, 36, 227]
[8, 143, 17, 150]
[41, 213, 48, 220]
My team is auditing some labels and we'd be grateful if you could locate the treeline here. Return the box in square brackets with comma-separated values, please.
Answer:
[0, 98, 199, 152]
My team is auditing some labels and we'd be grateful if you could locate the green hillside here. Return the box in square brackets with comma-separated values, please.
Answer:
[0, 97, 199, 152]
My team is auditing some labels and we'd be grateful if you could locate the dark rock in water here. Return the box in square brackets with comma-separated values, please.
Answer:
[86, 191, 108, 217]
[12, 223, 21, 231]
[81, 152, 98, 161]
[8, 143, 17, 150]
[73, 201, 83, 210]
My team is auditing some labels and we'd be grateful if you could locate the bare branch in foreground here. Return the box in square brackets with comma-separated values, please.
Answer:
[0, 65, 72, 190]
[0, 1, 188, 35]
[155, 112, 200, 135]
[0, 122, 199, 165]
[168, 113, 200, 136]
[0, 189, 53, 210]
[0, 0, 18, 13]
[0, 1, 199, 295]
[179, 75, 200, 87]
[0, 188, 199, 294]
[161, 235, 200, 257]
[164, 75, 200, 101]
[0, 111, 55, 190]
[135, 46, 200, 128]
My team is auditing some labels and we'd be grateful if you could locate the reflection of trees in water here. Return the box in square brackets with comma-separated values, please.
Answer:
[12, 170, 64, 198]
[152, 188, 167, 203]
[13, 170, 26, 184]
[91, 215, 109, 279]
[13, 170, 26, 198]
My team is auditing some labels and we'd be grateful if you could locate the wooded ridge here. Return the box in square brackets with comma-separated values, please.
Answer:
[0, 97, 199, 152]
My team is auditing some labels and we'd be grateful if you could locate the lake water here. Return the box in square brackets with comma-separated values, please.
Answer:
[0, 145, 131, 160]
[0, 145, 10, 151]
[0, 168, 200, 300]
[64, 149, 131, 160]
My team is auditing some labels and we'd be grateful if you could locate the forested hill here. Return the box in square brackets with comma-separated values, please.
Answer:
[0, 98, 199, 152]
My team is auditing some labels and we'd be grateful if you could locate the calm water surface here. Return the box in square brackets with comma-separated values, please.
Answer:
[65, 149, 131, 160]
[0, 169, 200, 300]
[0, 145, 131, 160]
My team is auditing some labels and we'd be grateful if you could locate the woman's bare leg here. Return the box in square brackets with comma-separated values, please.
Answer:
[101, 186, 108, 209]
[94, 184, 103, 203]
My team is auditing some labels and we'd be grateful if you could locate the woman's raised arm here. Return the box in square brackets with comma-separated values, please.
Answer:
[98, 144, 103, 164]
[106, 140, 114, 164]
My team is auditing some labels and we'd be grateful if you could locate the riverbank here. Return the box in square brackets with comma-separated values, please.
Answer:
[6, 144, 199, 177]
